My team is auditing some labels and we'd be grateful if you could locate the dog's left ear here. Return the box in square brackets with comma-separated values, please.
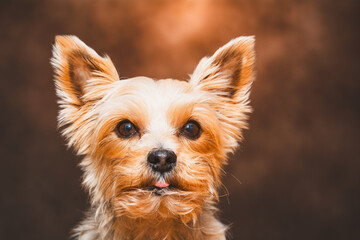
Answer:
[190, 36, 255, 101]
[190, 36, 255, 150]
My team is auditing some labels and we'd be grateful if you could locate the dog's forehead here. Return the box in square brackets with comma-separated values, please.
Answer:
[101, 76, 207, 128]
[106, 76, 202, 109]
[128, 76, 193, 101]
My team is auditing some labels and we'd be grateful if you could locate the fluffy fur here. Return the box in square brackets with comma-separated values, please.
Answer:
[51, 35, 255, 240]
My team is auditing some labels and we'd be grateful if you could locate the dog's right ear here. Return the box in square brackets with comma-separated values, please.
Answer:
[51, 35, 119, 106]
[51, 36, 119, 153]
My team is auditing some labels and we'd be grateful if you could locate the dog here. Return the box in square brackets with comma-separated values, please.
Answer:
[51, 35, 255, 240]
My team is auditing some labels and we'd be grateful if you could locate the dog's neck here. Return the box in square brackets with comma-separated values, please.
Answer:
[74, 202, 227, 240]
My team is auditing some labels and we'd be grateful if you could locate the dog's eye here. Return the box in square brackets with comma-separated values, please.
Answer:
[181, 120, 201, 140]
[116, 120, 138, 138]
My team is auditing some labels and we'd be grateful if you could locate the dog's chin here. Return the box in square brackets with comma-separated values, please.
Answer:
[112, 181, 207, 222]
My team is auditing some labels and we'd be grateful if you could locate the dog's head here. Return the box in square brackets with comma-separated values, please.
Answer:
[51, 35, 255, 223]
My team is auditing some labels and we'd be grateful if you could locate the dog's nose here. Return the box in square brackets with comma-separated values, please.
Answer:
[147, 149, 177, 173]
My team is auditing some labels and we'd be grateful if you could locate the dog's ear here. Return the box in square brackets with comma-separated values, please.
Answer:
[51, 36, 119, 154]
[51, 35, 119, 106]
[190, 36, 255, 101]
[190, 36, 255, 151]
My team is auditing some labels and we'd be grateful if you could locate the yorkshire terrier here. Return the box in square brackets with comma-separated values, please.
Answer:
[51, 35, 255, 240]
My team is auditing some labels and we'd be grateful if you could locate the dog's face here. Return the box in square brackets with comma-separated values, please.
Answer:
[52, 36, 255, 223]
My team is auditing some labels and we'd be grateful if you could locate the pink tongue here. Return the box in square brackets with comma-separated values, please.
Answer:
[155, 180, 169, 188]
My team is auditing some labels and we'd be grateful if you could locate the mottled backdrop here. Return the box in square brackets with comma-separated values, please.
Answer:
[1, 0, 359, 239]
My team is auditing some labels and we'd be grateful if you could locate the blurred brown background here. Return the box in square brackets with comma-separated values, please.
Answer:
[1, 0, 359, 239]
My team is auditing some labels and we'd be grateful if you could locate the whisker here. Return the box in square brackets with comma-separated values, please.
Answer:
[206, 162, 232, 204]
[207, 162, 242, 185]
[228, 172, 242, 185]
[220, 182, 230, 205]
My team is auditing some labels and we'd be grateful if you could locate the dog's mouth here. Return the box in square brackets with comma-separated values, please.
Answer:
[148, 185, 173, 196]
[120, 177, 183, 196]
[149, 179, 171, 195]
[144, 178, 181, 196]
[154, 178, 169, 188]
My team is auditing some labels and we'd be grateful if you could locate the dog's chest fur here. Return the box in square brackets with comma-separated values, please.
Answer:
[76, 204, 227, 240]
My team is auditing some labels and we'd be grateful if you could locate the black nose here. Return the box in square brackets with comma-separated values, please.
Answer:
[147, 149, 177, 173]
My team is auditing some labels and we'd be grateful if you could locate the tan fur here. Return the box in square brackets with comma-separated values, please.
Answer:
[51, 35, 255, 240]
